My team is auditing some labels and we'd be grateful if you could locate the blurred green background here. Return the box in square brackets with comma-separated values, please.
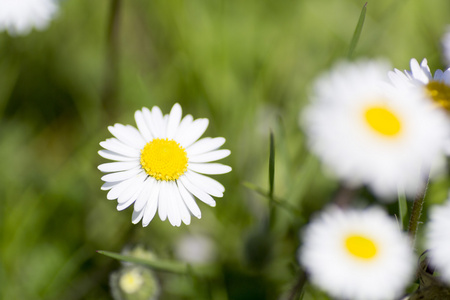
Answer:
[1, 0, 450, 299]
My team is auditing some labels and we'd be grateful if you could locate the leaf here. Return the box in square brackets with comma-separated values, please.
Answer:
[97, 250, 215, 276]
[347, 2, 368, 59]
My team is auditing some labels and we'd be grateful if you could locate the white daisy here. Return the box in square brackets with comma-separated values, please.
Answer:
[0, 0, 58, 36]
[98, 103, 231, 227]
[303, 60, 449, 199]
[426, 193, 450, 284]
[299, 206, 415, 300]
[389, 58, 450, 155]
[388, 58, 450, 112]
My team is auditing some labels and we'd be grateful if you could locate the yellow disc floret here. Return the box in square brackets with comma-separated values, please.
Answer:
[364, 106, 402, 137]
[140, 138, 188, 181]
[426, 81, 450, 112]
[345, 235, 378, 260]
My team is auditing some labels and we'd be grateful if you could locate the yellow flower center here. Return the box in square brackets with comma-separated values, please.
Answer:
[140, 138, 188, 181]
[345, 235, 378, 260]
[364, 106, 402, 137]
[426, 81, 450, 112]
[119, 269, 143, 294]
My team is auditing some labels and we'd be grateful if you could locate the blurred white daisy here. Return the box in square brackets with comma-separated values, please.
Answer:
[299, 206, 415, 300]
[174, 234, 216, 264]
[0, 0, 58, 36]
[303, 60, 449, 199]
[98, 103, 231, 227]
[426, 193, 450, 284]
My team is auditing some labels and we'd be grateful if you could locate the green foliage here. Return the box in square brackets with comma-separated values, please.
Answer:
[1, 0, 450, 299]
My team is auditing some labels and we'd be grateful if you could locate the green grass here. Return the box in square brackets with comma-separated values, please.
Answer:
[1, 0, 450, 299]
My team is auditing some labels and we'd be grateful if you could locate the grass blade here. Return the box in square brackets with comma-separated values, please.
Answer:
[347, 2, 368, 59]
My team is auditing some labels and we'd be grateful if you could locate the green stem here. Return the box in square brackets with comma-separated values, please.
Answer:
[408, 178, 429, 241]
[286, 270, 307, 300]
[97, 250, 216, 277]
[101, 0, 122, 116]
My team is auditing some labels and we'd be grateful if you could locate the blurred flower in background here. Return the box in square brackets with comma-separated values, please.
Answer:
[110, 266, 159, 300]
[174, 233, 216, 264]
[98, 103, 232, 227]
[426, 192, 450, 284]
[299, 206, 415, 300]
[0, 0, 58, 36]
[302, 60, 449, 199]
[389, 58, 450, 155]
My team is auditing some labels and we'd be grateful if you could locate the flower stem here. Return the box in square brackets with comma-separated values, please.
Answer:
[408, 178, 429, 241]
[101, 0, 122, 116]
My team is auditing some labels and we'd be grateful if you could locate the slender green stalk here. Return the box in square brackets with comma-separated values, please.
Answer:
[347, 2, 368, 59]
[97, 250, 216, 277]
[101, 0, 122, 116]
[286, 270, 307, 300]
[242, 181, 303, 218]
[408, 178, 430, 241]
[268, 131, 276, 226]
[398, 190, 407, 230]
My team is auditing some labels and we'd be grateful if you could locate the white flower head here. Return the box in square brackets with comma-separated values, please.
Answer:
[388, 58, 450, 112]
[98, 103, 231, 227]
[426, 193, 450, 284]
[303, 59, 449, 199]
[389, 58, 450, 155]
[299, 206, 415, 300]
[0, 0, 58, 36]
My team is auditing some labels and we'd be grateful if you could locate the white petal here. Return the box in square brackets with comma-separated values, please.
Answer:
[98, 161, 140, 173]
[98, 150, 136, 162]
[186, 137, 226, 156]
[178, 118, 209, 148]
[117, 196, 136, 211]
[101, 181, 116, 191]
[135, 110, 153, 141]
[188, 163, 232, 175]
[166, 182, 182, 227]
[132, 206, 145, 224]
[166, 103, 182, 139]
[189, 149, 230, 163]
[185, 170, 224, 197]
[142, 182, 160, 226]
[174, 114, 194, 141]
[117, 173, 146, 204]
[106, 177, 135, 200]
[179, 175, 216, 207]
[171, 181, 191, 225]
[100, 139, 140, 158]
[108, 124, 146, 149]
[151, 106, 165, 138]
[134, 177, 154, 211]
[101, 167, 143, 182]
[177, 180, 201, 218]
[158, 181, 168, 221]
[410, 58, 429, 83]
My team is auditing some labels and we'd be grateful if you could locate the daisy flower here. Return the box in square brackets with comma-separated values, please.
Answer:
[426, 193, 450, 284]
[299, 206, 415, 300]
[389, 58, 450, 154]
[302, 60, 449, 199]
[0, 0, 58, 36]
[388, 58, 450, 112]
[98, 103, 231, 227]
